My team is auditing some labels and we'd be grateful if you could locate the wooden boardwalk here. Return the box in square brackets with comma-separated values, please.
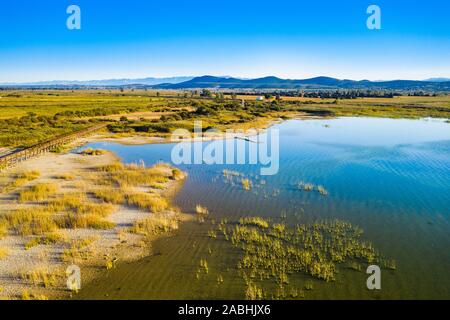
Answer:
[0, 123, 107, 171]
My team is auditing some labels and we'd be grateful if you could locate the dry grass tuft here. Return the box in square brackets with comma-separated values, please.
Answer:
[80, 148, 108, 156]
[0, 247, 9, 259]
[132, 215, 179, 237]
[126, 193, 168, 212]
[20, 267, 60, 288]
[54, 173, 75, 180]
[92, 188, 125, 204]
[0, 219, 8, 238]
[19, 183, 58, 202]
[55, 213, 115, 230]
[5, 208, 58, 236]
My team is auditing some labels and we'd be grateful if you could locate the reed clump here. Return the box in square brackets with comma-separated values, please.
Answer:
[298, 181, 314, 192]
[132, 214, 179, 237]
[126, 193, 168, 212]
[317, 185, 328, 196]
[20, 267, 59, 288]
[61, 237, 99, 262]
[0, 219, 8, 238]
[19, 183, 58, 202]
[24, 232, 66, 250]
[245, 281, 264, 300]
[100, 161, 171, 188]
[241, 178, 252, 191]
[0, 247, 9, 259]
[48, 193, 116, 217]
[5, 208, 58, 236]
[196, 204, 209, 223]
[55, 213, 115, 230]
[239, 217, 269, 229]
[217, 216, 393, 299]
[92, 188, 125, 204]
[80, 148, 108, 156]
[12, 170, 40, 188]
[54, 173, 75, 180]
[21, 289, 48, 301]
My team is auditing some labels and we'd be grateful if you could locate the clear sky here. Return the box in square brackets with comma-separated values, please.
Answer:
[1, 0, 449, 82]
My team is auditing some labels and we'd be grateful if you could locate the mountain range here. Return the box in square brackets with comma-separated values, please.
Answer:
[152, 76, 450, 91]
[0, 76, 193, 87]
[2, 76, 450, 91]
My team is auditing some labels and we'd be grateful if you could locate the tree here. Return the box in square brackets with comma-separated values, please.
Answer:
[201, 89, 212, 97]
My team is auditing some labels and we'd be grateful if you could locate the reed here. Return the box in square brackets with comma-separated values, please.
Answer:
[80, 148, 108, 156]
[216, 216, 392, 298]
[5, 208, 58, 236]
[196, 204, 209, 223]
[24, 232, 66, 250]
[48, 193, 116, 217]
[298, 181, 314, 192]
[0, 219, 8, 238]
[317, 185, 328, 196]
[126, 192, 168, 212]
[55, 213, 114, 230]
[19, 183, 58, 202]
[132, 215, 179, 237]
[60, 237, 98, 262]
[54, 173, 75, 180]
[241, 178, 252, 191]
[21, 267, 59, 288]
[0, 247, 9, 259]
[12, 170, 40, 188]
[239, 217, 269, 229]
[21, 289, 48, 301]
[92, 188, 125, 204]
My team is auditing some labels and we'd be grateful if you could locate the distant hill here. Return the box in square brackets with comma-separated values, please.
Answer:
[152, 76, 450, 91]
[2, 75, 449, 91]
[0, 76, 193, 86]
[424, 78, 450, 82]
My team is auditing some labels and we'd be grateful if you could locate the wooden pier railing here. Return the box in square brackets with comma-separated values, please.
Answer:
[0, 123, 107, 171]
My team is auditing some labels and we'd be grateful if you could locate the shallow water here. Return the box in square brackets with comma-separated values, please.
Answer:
[76, 117, 450, 299]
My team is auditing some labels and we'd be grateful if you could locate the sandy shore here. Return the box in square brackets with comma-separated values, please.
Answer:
[0, 147, 192, 300]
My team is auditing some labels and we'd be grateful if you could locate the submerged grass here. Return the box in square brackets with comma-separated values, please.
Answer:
[215, 216, 393, 299]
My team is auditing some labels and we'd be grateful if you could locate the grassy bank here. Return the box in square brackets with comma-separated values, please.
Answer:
[0, 148, 188, 299]
[0, 90, 449, 149]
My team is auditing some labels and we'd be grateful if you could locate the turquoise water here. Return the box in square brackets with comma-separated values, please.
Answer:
[78, 117, 450, 299]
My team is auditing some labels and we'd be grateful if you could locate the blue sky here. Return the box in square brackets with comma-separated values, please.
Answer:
[1, 0, 449, 82]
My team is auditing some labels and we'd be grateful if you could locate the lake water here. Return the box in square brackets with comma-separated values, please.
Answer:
[76, 117, 450, 299]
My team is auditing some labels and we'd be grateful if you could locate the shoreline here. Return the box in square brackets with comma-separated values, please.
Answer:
[0, 146, 193, 300]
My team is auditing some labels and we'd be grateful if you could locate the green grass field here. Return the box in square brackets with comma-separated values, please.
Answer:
[0, 90, 449, 149]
